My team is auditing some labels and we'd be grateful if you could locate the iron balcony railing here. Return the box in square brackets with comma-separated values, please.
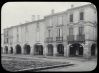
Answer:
[56, 37, 63, 42]
[67, 35, 74, 43]
[67, 34, 85, 43]
[76, 34, 85, 42]
[46, 37, 53, 43]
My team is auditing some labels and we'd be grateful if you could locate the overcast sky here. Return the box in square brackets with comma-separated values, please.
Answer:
[1, 2, 90, 33]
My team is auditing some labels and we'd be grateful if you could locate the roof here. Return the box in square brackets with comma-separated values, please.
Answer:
[3, 19, 44, 30]
[45, 4, 96, 18]
[3, 4, 96, 30]
[67, 4, 96, 12]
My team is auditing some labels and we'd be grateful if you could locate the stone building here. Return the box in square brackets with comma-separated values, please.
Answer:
[2, 4, 97, 58]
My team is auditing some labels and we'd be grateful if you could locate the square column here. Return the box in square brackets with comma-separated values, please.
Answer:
[43, 45, 47, 57]
[30, 47, 34, 55]
[8, 46, 10, 54]
[13, 47, 16, 54]
[53, 44, 57, 56]
[21, 48, 24, 54]
[64, 45, 67, 57]
[63, 42, 69, 57]
[66, 45, 70, 57]
[83, 42, 90, 58]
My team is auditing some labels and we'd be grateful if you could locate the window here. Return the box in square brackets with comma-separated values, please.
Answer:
[4, 38, 6, 44]
[57, 16, 59, 26]
[80, 12, 84, 20]
[49, 18, 52, 26]
[37, 22, 39, 28]
[69, 27, 73, 35]
[6, 38, 8, 43]
[48, 30, 51, 37]
[37, 22, 39, 31]
[57, 28, 63, 37]
[59, 28, 60, 37]
[59, 16, 62, 25]
[70, 14, 73, 22]
[79, 27, 84, 35]
[60, 28, 63, 37]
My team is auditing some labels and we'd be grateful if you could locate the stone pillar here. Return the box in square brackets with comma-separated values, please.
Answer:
[66, 44, 70, 57]
[30, 46, 34, 55]
[53, 44, 57, 56]
[8, 46, 10, 54]
[95, 47, 97, 56]
[21, 47, 24, 54]
[64, 44, 67, 57]
[83, 42, 90, 58]
[43, 45, 47, 57]
[13, 46, 16, 54]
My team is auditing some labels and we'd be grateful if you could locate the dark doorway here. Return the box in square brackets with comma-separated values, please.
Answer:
[69, 43, 83, 57]
[57, 44, 64, 56]
[24, 44, 31, 54]
[5, 46, 8, 54]
[16, 44, 21, 54]
[34, 45, 43, 55]
[10, 47, 13, 54]
[91, 43, 96, 56]
[47, 44, 53, 56]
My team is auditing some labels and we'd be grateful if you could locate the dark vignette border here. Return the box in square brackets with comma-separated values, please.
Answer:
[0, 0, 98, 73]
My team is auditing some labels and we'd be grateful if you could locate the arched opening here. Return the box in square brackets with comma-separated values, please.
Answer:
[91, 43, 96, 56]
[24, 44, 31, 54]
[34, 44, 43, 55]
[5, 46, 8, 54]
[69, 43, 83, 57]
[57, 44, 64, 56]
[47, 44, 53, 56]
[15, 44, 21, 54]
[10, 47, 13, 54]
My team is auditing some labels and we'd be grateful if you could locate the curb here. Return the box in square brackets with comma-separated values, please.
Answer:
[17, 63, 74, 72]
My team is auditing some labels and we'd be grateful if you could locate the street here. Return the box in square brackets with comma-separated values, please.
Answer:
[1, 54, 97, 72]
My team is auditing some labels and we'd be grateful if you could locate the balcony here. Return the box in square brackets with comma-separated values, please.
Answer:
[67, 35, 74, 43]
[67, 35, 85, 44]
[46, 37, 53, 43]
[76, 34, 85, 42]
[56, 37, 63, 42]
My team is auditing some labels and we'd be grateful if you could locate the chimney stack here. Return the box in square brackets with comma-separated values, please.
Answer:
[51, 9, 55, 14]
[37, 15, 40, 20]
[32, 15, 35, 21]
[71, 4, 74, 8]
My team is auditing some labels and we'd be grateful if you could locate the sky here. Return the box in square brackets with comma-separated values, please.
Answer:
[1, 2, 90, 33]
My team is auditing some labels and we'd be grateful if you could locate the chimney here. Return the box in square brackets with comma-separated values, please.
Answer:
[37, 15, 40, 20]
[32, 15, 35, 21]
[71, 4, 74, 8]
[51, 9, 55, 14]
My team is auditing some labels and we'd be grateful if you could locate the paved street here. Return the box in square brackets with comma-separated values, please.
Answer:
[1, 54, 97, 72]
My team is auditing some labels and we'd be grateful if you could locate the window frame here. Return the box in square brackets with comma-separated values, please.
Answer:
[70, 14, 73, 22]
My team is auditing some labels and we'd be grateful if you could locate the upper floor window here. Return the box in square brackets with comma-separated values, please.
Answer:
[80, 12, 84, 20]
[70, 14, 73, 22]
[48, 29, 51, 37]
[79, 27, 84, 35]
[69, 27, 73, 35]
[57, 28, 63, 37]
[58, 16, 63, 25]
[4, 38, 8, 44]
[49, 18, 52, 26]
[37, 22, 40, 31]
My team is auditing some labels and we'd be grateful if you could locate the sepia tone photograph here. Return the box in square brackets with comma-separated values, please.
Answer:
[1, 2, 97, 72]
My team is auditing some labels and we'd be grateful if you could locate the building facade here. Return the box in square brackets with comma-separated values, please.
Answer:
[2, 4, 97, 58]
